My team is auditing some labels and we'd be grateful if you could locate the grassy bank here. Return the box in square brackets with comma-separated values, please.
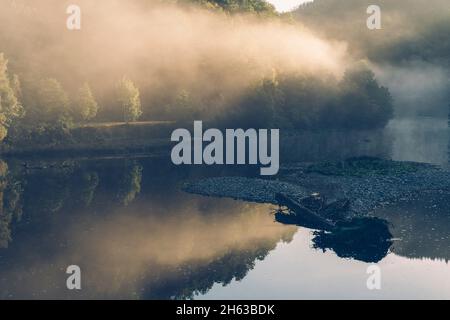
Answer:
[1, 121, 177, 157]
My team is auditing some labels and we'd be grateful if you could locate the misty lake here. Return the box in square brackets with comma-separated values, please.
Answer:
[0, 116, 449, 299]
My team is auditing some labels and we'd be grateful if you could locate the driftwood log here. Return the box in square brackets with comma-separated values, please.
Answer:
[275, 193, 393, 263]
[275, 193, 335, 231]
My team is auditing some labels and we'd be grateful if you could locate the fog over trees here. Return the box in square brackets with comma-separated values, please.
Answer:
[0, 0, 400, 149]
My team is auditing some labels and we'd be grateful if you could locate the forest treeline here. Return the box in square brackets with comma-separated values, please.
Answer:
[0, 0, 394, 150]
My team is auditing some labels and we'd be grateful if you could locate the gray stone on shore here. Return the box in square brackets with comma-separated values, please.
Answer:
[184, 177, 309, 204]
[183, 159, 450, 216]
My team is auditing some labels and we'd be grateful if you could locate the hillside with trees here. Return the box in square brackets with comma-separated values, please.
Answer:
[0, 0, 394, 152]
[293, 0, 450, 66]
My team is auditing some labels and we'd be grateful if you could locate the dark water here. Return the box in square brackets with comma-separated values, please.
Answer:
[0, 117, 449, 299]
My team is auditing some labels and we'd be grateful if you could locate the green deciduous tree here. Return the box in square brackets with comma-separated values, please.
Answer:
[32, 78, 70, 124]
[0, 53, 24, 141]
[116, 77, 142, 123]
[74, 82, 99, 121]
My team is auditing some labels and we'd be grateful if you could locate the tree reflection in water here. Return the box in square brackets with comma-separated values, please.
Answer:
[0, 157, 296, 299]
[0, 156, 449, 299]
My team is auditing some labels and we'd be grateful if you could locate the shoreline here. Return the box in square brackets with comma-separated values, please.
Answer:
[184, 158, 450, 217]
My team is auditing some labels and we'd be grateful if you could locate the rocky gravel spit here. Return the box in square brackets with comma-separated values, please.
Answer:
[184, 176, 309, 204]
[184, 159, 450, 216]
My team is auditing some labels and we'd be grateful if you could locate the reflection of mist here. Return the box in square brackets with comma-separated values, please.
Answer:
[0, 192, 295, 299]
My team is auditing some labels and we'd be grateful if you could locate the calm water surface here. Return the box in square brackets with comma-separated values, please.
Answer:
[0, 117, 449, 299]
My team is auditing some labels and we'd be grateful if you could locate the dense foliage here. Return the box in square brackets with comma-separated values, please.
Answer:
[116, 77, 143, 123]
[221, 64, 393, 129]
[74, 83, 99, 122]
